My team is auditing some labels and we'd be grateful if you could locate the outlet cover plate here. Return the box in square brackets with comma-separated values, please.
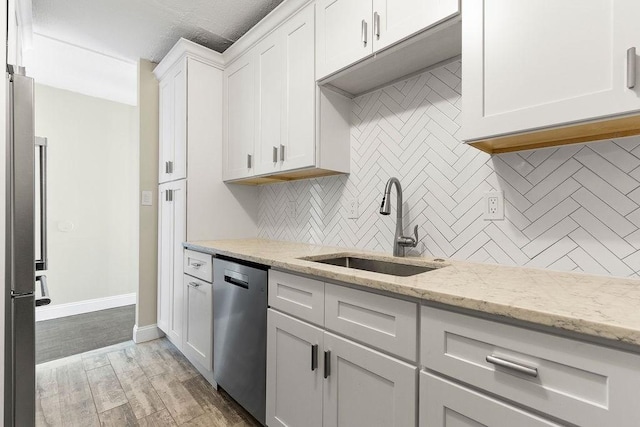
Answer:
[348, 198, 359, 219]
[484, 191, 504, 220]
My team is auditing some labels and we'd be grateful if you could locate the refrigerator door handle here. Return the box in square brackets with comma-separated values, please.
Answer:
[35, 137, 47, 271]
[35, 275, 51, 307]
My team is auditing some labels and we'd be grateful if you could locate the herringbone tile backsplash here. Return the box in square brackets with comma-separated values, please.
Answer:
[258, 60, 640, 278]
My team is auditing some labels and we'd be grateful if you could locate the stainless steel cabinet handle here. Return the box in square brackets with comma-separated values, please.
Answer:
[361, 20, 368, 47]
[168, 161, 174, 174]
[324, 351, 331, 378]
[247, 154, 252, 169]
[188, 281, 201, 288]
[190, 262, 203, 269]
[165, 161, 169, 174]
[36, 275, 51, 307]
[374, 12, 381, 39]
[273, 146, 278, 163]
[311, 344, 318, 371]
[165, 189, 173, 202]
[486, 355, 538, 378]
[36, 137, 48, 271]
[279, 144, 285, 162]
[628, 47, 636, 89]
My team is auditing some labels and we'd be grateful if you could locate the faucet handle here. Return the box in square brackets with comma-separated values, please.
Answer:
[410, 225, 420, 248]
[411, 225, 419, 247]
[398, 225, 420, 248]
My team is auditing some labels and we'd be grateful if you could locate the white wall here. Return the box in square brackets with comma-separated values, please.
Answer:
[259, 60, 640, 279]
[34, 84, 138, 306]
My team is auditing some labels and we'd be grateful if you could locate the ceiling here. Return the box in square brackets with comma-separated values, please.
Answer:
[32, 0, 285, 62]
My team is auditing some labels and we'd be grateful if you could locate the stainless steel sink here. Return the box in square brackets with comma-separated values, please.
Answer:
[303, 255, 443, 277]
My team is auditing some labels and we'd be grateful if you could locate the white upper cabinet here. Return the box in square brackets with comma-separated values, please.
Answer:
[462, 0, 640, 142]
[372, 0, 459, 51]
[317, 0, 460, 80]
[223, 2, 350, 183]
[158, 63, 187, 183]
[255, 32, 284, 176]
[224, 53, 256, 181]
[316, 0, 373, 79]
[281, 2, 317, 171]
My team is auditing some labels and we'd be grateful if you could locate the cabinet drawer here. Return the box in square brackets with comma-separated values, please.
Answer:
[268, 270, 325, 326]
[420, 372, 562, 427]
[325, 283, 417, 361]
[183, 249, 213, 283]
[421, 306, 640, 427]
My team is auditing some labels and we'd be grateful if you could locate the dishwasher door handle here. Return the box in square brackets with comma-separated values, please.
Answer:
[224, 275, 249, 289]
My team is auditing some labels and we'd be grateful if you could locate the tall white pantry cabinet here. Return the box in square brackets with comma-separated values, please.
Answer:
[154, 39, 258, 361]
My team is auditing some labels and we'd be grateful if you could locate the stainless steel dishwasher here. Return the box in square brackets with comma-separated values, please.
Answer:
[213, 257, 268, 425]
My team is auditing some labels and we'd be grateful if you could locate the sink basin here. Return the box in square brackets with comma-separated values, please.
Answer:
[303, 255, 443, 277]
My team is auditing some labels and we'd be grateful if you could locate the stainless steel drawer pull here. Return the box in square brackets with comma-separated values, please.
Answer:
[273, 146, 278, 163]
[628, 47, 636, 89]
[374, 12, 381, 39]
[486, 355, 538, 378]
[311, 344, 318, 371]
[279, 144, 285, 162]
[247, 154, 252, 169]
[188, 282, 201, 288]
[190, 262, 203, 269]
[361, 20, 368, 47]
[324, 350, 331, 378]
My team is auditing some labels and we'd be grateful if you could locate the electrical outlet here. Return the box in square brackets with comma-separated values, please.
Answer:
[348, 198, 359, 219]
[286, 201, 297, 218]
[484, 191, 504, 220]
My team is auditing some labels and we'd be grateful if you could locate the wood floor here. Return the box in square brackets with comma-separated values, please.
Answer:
[36, 305, 136, 364]
[36, 338, 261, 426]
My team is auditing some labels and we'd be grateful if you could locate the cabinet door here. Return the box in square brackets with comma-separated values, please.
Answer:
[157, 184, 173, 333]
[183, 275, 213, 370]
[323, 332, 416, 427]
[281, 3, 316, 172]
[224, 54, 255, 180]
[158, 77, 174, 184]
[254, 31, 284, 175]
[267, 310, 323, 427]
[420, 372, 563, 427]
[169, 180, 186, 346]
[372, 0, 459, 51]
[462, 0, 640, 141]
[157, 180, 186, 347]
[316, 0, 373, 80]
[159, 63, 187, 183]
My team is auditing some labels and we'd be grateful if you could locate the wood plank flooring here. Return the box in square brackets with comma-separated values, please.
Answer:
[36, 339, 261, 427]
[36, 305, 136, 364]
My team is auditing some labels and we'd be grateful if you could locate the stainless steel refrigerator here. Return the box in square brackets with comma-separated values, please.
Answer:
[4, 65, 50, 426]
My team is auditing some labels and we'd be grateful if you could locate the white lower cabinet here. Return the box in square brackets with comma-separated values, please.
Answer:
[183, 274, 213, 371]
[157, 180, 186, 347]
[266, 306, 417, 427]
[323, 332, 416, 427]
[420, 372, 562, 427]
[267, 310, 324, 427]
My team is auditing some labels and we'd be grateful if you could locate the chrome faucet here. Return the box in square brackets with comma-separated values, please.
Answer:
[379, 177, 419, 257]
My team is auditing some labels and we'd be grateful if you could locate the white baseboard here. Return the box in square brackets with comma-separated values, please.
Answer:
[35, 293, 136, 322]
[133, 324, 164, 343]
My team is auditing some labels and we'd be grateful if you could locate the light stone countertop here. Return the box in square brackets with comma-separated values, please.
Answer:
[185, 238, 640, 348]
